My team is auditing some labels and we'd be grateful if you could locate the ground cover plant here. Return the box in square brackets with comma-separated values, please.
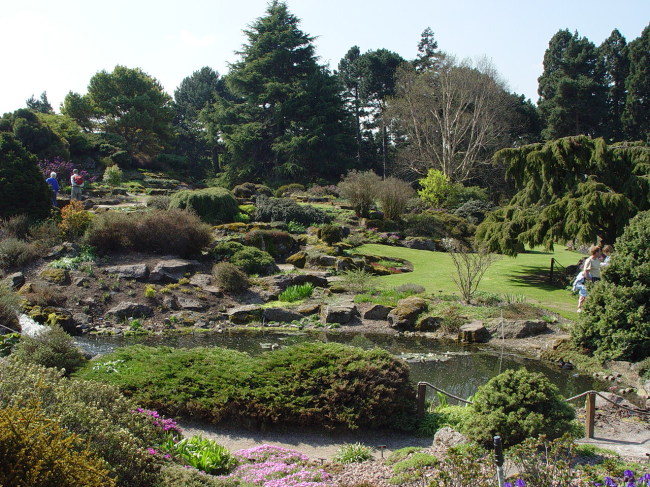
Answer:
[75, 342, 416, 431]
[353, 244, 582, 317]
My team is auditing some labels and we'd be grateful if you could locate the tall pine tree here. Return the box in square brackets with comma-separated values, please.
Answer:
[598, 29, 629, 142]
[623, 23, 650, 141]
[205, 1, 354, 183]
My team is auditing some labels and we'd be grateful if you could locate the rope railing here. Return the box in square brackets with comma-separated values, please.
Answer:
[566, 389, 650, 416]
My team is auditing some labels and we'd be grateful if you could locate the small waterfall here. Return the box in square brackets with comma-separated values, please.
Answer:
[18, 314, 48, 337]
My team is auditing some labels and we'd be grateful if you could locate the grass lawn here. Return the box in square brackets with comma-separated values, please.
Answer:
[353, 244, 584, 319]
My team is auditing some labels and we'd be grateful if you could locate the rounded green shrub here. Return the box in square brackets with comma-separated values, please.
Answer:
[463, 368, 576, 447]
[254, 195, 331, 226]
[10, 325, 87, 375]
[333, 442, 374, 464]
[211, 240, 246, 259]
[242, 229, 297, 258]
[573, 210, 650, 361]
[274, 183, 305, 197]
[318, 224, 343, 245]
[212, 262, 250, 293]
[229, 246, 277, 275]
[169, 187, 239, 224]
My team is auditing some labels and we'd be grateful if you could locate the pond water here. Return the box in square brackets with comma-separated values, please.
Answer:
[75, 330, 603, 402]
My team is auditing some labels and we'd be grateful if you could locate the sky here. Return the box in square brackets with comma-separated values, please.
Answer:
[1, 0, 648, 115]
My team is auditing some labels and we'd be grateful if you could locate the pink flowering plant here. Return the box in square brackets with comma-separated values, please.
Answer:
[230, 445, 333, 487]
[133, 408, 182, 437]
[38, 157, 97, 186]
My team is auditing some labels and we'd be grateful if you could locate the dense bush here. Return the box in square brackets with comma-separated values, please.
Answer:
[211, 240, 246, 260]
[146, 194, 171, 210]
[453, 199, 495, 225]
[338, 170, 381, 218]
[402, 210, 475, 244]
[242, 229, 297, 258]
[229, 246, 277, 275]
[0, 403, 116, 487]
[0, 213, 32, 239]
[75, 342, 416, 431]
[0, 236, 43, 269]
[10, 325, 87, 375]
[254, 195, 331, 226]
[0, 362, 167, 487]
[103, 165, 124, 187]
[59, 200, 94, 239]
[573, 210, 650, 361]
[0, 284, 20, 332]
[274, 183, 305, 197]
[376, 176, 415, 220]
[212, 262, 250, 293]
[231, 182, 273, 199]
[463, 368, 576, 447]
[318, 224, 343, 245]
[169, 187, 239, 224]
[0, 133, 52, 220]
[84, 209, 212, 257]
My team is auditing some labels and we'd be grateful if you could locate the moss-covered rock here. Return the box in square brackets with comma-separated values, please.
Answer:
[387, 297, 428, 330]
[39, 268, 69, 285]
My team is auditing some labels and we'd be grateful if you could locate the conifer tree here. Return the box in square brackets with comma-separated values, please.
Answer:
[623, 23, 650, 141]
[598, 29, 629, 142]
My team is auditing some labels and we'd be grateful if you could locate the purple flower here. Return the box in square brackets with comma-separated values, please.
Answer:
[504, 483, 513, 487]
[625, 471, 635, 480]
[147, 448, 157, 455]
[515, 479, 526, 487]
[605, 477, 618, 487]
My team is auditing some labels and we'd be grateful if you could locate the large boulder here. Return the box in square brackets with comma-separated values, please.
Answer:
[387, 297, 427, 329]
[149, 259, 196, 282]
[321, 303, 359, 324]
[106, 302, 153, 319]
[103, 264, 148, 280]
[402, 237, 436, 251]
[176, 297, 206, 311]
[362, 304, 393, 320]
[263, 308, 305, 323]
[486, 319, 549, 338]
[227, 305, 263, 324]
[291, 274, 329, 288]
[285, 251, 307, 268]
[4, 272, 25, 289]
[432, 427, 469, 450]
[458, 321, 491, 343]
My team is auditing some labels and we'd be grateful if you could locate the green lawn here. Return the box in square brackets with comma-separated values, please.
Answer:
[353, 244, 583, 318]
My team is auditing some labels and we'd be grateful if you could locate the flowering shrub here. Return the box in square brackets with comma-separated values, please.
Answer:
[134, 408, 182, 436]
[230, 445, 333, 487]
[59, 200, 93, 239]
[363, 227, 401, 245]
[38, 157, 97, 185]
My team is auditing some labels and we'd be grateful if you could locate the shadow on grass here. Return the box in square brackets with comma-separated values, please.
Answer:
[506, 264, 566, 291]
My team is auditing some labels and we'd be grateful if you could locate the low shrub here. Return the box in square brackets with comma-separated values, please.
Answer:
[59, 200, 94, 239]
[161, 435, 238, 475]
[84, 209, 212, 257]
[0, 213, 32, 239]
[333, 443, 374, 464]
[0, 403, 117, 487]
[169, 187, 239, 224]
[10, 325, 88, 375]
[278, 283, 314, 302]
[242, 229, 296, 258]
[0, 236, 43, 269]
[318, 224, 343, 245]
[232, 182, 273, 199]
[159, 465, 243, 487]
[28, 220, 63, 248]
[146, 195, 171, 210]
[254, 195, 331, 226]
[103, 165, 123, 187]
[274, 183, 305, 198]
[229, 247, 277, 275]
[395, 283, 426, 294]
[463, 368, 577, 447]
[402, 210, 475, 244]
[212, 262, 250, 293]
[0, 284, 20, 332]
[211, 240, 246, 260]
[338, 268, 376, 294]
[453, 199, 494, 225]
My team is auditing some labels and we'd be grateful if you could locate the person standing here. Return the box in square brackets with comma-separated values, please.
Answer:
[45, 171, 59, 207]
[583, 245, 603, 283]
[601, 244, 614, 267]
[70, 169, 84, 200]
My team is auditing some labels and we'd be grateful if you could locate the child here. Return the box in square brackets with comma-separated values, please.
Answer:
[572, 271, 587, 313]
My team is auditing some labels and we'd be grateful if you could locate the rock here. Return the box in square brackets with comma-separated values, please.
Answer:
[285, 251, 307, 268]
[189, 273, 212, 287]
[291, 274, 329, 288]
[458, 321, 491, 343]
[321, 303, 359, 324]
[432, 427, 469, 449]
[362, 304, 393, 320]
[5, 272, 25, 289]
[335, 256, 357, 272]
[263, 308, 305, 323]
[73, 276, 90, 287]
[72, 312, 91, 326]
[149, 259, 196, 282]
[595, 392, 638, 410]
[260, 274, 294, 293]
[387, 297, 427, 330]
[227, 305, 263, 324]
[162, 295, 179, 310]
[103, 264, 149, 280]
[40, 268, 69, 285]
[307, 254, 336, 268]
[45, 242, 78, 260]
[402, 237, 436, 251]
[177, 297, 206, 311]
[486, 319, 548, 338]
[296, 303, 320, 315]
[416, 316, 441, 332]
[106, 302, 153, 319]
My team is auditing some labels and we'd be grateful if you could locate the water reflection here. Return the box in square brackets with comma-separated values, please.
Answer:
[75, 330, 603, 401]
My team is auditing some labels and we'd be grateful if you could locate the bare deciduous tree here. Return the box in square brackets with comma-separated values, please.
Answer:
[443, 238, 500, 304]
[387, 55, 511, 183]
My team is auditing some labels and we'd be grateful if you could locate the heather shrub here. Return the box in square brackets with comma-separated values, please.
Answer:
[0, 236, 43, 269]
[59, 200, 94, 239]
[254, 195, 331, 225]
[169, 187, 239, 224]
[318, 224, 343, 245]
[274, 183, 305, 197]
[146, 195, 171, 210]
[0, 403, 117, 487]
[229, 247, 278, 275]
[376, 176, 415, 220]
[84, 209, 212, 257]
[232, 182, 273, 199]
[338, 170, 381, 218]
[242, 229, 297, 258]
[0, 362, 167, 487]
[159, 465, 245, 487]
[212, 262, 250, 293]
[463, 368, 576, 447]
[0, 284, 20, 331]
[0, 213, 32, 239]
[28, 219, 63, 247]
[10, 324, 87, 375]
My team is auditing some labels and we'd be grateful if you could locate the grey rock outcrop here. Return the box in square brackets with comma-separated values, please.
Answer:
[459, 321, 491, 343]
[263, 308, 305, 323]
[149, 259, 196, 282]
[387, 297, 427, 329]
[321, 303, 359, 324]
[228, 305, 263, 324]
[5, 272, 25, 289]
[106, 302, 153, 319]
[104, 264, 149, 280]
[362, 304, 393, 320]
[432, 427, 469, 449]
[486, 319, 549, 338]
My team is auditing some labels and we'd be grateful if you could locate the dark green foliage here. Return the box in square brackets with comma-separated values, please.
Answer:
[169, 187, 239, 224]
[464, 368, 576, 447]
[623, 24, 650, 141]
[84, 209, 212, 257]
[10, 325, 87, 375]
[254, 195, 331, 225]
[476, 136, 650, 255]
[0, 284, 20, 332]
[229, 246, 277, 275]
[599, 29, 629, 142]
[274, 183, 305, 197]
[318, 224, 343, 245]
[402, 210, 475, 244]
[572, 210, 650, 361]
[0, 133, 51, 220]
[231, 182, 273, 199]
[453, 199, 495, 225]
[211, 240, 245, 260]
[7, 109, 70, 160]
[75, 342, 416, 431]
[212, 262, 250, 293]
[243, 229, 296, 258]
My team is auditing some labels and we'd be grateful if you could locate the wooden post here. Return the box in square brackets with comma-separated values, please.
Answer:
[585, 391, 596, 438]
[417, 383, 427, 418]
[550, 258, 555, 284]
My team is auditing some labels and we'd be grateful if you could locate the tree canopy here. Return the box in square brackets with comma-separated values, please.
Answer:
[476, 136, 650, 255]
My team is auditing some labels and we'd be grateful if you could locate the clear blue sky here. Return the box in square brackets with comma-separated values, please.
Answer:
[2, 0, 648, 115]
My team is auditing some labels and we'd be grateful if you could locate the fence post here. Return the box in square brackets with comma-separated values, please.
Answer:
[550, 258, 555, 284]
[585, 391, 596, 438]
[494, 436, 505, 487]
[417, 383, 427, 418]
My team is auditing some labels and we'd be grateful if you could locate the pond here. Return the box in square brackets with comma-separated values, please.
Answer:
[75, 329, 604, 402]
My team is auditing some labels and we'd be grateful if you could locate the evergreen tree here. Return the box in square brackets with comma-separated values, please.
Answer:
[337, 46, 363, 163]
[476, 136, 650, 256]
[537, 30, 607, 140]
[26, 92, 54, 114]
[205, 1, 354, 183]
[414, 27, 442, 72]
[598, 29, 629, 142]
[623, 23, 650, 141]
